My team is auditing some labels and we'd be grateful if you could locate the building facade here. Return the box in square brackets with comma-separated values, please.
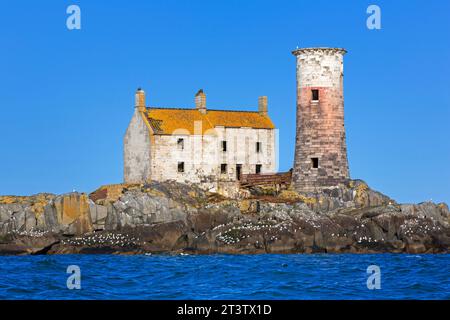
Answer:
[291, 47, 350, 192]
[124, 88, 277, 194]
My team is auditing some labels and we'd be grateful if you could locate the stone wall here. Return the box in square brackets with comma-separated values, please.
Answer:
[151, 134, 217, 186]
[215, 126, 276, 179]
[123, 109, 152, 183]
[149, 126, 276, 194]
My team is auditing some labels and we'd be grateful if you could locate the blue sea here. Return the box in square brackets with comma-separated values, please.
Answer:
[0, 254, 448, 300]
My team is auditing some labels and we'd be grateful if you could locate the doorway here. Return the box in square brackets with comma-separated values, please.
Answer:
[236, 164, 242, 181]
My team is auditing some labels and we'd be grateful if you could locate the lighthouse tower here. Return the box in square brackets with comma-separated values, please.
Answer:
[291, 47, 350, 191]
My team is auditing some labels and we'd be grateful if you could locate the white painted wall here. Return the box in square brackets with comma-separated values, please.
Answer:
[295, 48, 345, 88]
[123, 110, 152, 183]
[149, 127, 276, 190]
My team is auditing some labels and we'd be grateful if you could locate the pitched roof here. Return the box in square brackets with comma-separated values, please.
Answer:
[145, 107, 275, 135]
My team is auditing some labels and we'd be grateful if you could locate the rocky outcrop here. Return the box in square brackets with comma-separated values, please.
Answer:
[0, 194, 53, 235]
[44, 193, 94, 235]
[0, 180, 448, 255]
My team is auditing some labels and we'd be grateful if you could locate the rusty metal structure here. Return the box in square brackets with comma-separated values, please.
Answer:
[239, 171, 292, 188]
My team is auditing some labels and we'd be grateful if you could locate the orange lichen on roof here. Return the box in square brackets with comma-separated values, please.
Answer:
[146, 108, 275, 135]
[206, 110, 275, 129]
[146, 108, 214, 135]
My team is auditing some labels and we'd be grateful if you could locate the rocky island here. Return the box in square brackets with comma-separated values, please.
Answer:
[0, 180, 448, 255]
[1, 48, 443, 255]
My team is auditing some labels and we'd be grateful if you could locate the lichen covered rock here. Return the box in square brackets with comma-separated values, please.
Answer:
[0, 180, 448, 255]
[43, 193, 93, 235]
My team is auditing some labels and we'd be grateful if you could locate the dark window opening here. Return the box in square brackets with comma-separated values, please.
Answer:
[221, 164, 227, 174]
[311, 158, 319, 168]
[312, 89, 319, 101]
[256, 142, 261, 153]
[221, 141, 227, 152]
[236, 164, 242, 180]
[256, 164, 262, 174]
[177, 138, 184, 150]
[178, 162, 185, 173]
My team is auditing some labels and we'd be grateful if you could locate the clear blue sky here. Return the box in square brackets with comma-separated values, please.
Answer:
[0, 0, 449, 204]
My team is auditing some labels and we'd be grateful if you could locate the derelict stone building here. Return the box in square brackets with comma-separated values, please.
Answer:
[124, 88, 277, 195]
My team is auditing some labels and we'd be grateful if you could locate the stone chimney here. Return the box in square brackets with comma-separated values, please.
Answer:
[135, 88, 146, 112]
[195, 89, 206, 114]
[258, 96, 268, 116]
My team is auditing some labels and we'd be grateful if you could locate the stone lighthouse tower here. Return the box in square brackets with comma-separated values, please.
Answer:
[291, 47, 350, 191]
